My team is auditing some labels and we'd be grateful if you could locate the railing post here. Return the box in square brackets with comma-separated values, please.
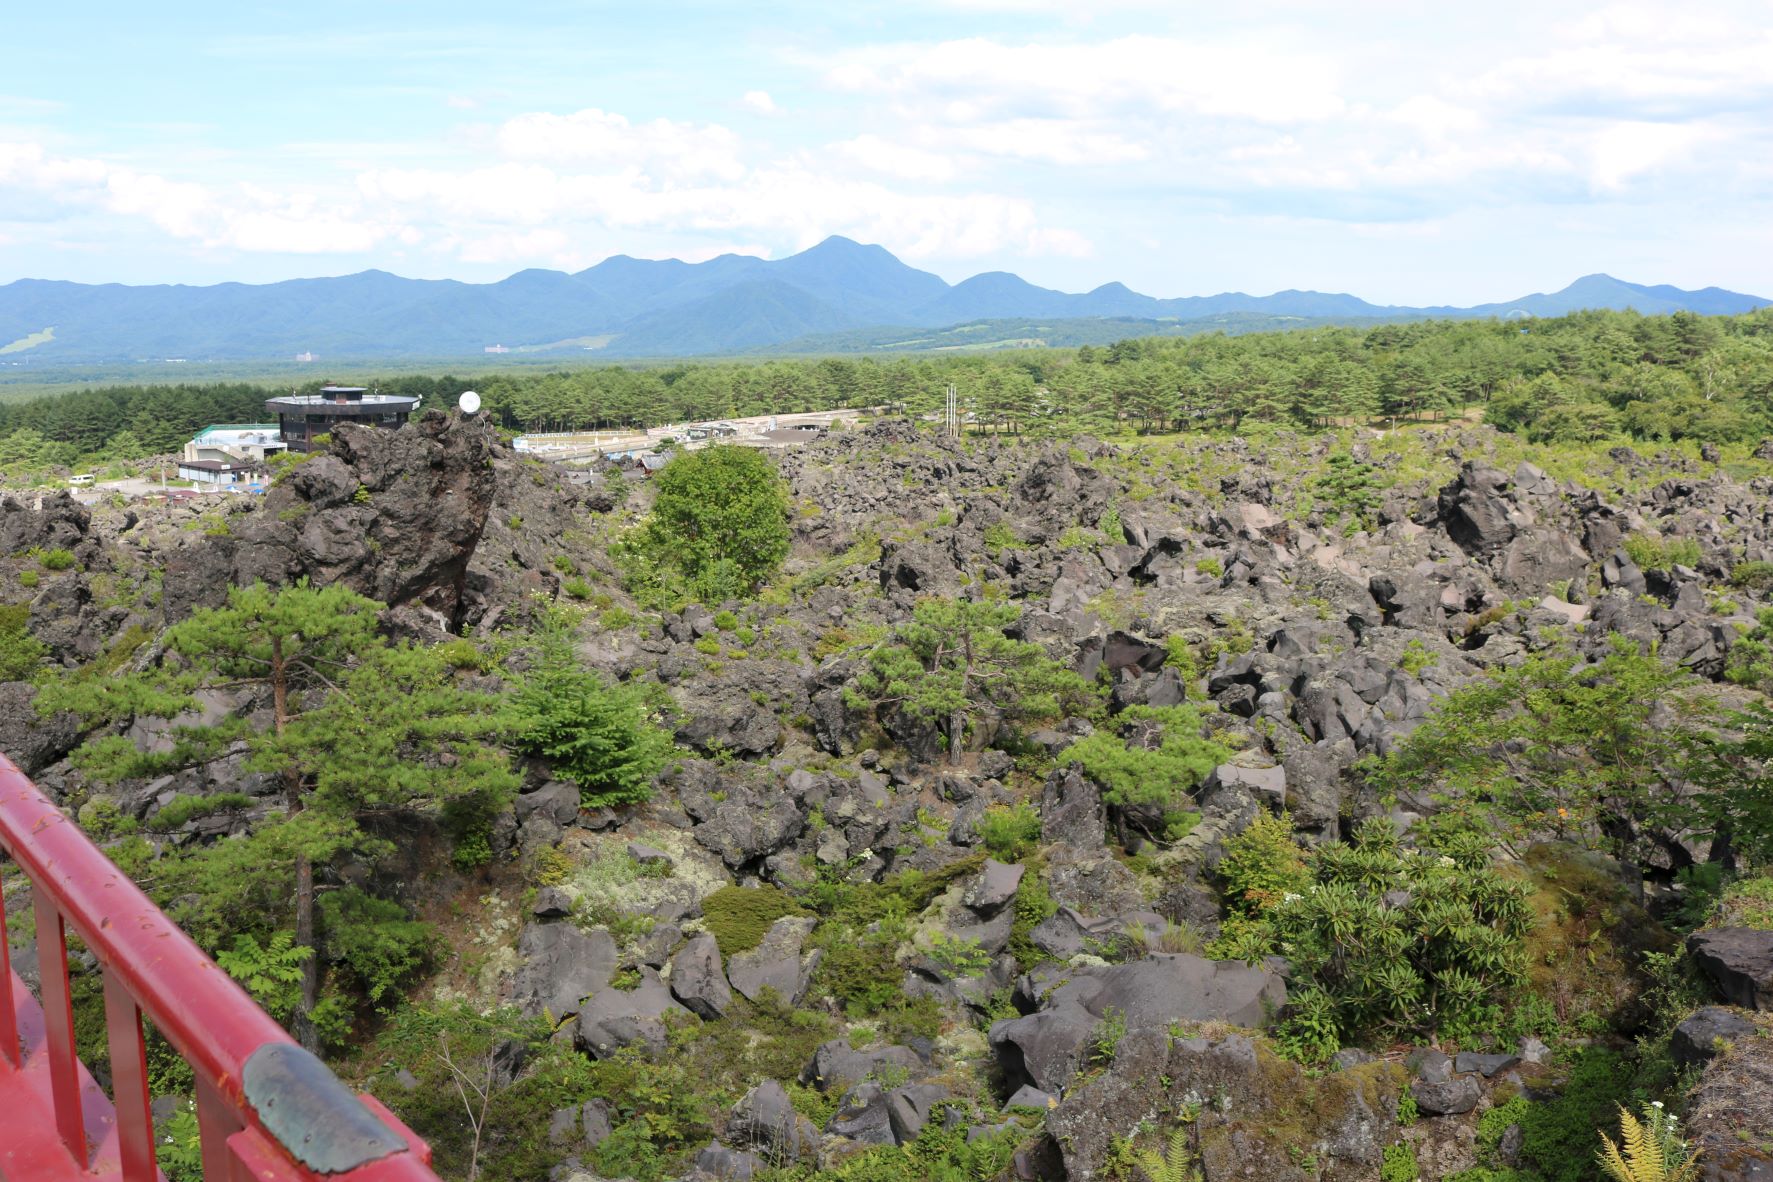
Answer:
[33, 889, 87, 1167]
[0, 878, 18, 1068]
[104, 968, 159, 1182]
[196, 1074, 246, 1182]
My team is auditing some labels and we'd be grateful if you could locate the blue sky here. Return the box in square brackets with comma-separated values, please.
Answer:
[2, 1, 1770, 303]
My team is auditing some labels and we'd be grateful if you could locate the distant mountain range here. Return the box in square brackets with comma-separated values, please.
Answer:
[0, 237, 1766, 362]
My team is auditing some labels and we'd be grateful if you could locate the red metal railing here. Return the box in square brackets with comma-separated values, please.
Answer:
[0, 754, 441, 1182]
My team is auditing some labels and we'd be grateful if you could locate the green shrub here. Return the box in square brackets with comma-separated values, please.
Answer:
[318, 886, 433, 1005]
[711, 609, 740, 631]
[148, 792, 252, 831]
[1380, 1142, 1418, 1182]
[508, 616, 673, 808]
[38, 547, 76, 571]
[693, 635, 721, 655]
[1007, 864, 1059, 969]
[1398, 639, 1435, 676]
[700, 885, 806, 956]
[1162, 634, 1198, 689]
[563, 577, 594, 600]
[1623, 533, 1702, 571]
[1059, 705, 1227, 839]
[977, 802, 1042, 861]
[621, 445, 790, 604]
[1196, 555, 1223, 578]
[0, 602, 47, 681]
[1219, 819, 1532, 1048]
[1725, 608, 1773, 691]
[760, 1120, 1020, 1182]
[1099, 503, 1124, 544]
[983, 521, 1026, 556]
[18, 569, 38, 588]
[1730, 560, 1773, 590]
[1312, 453, 1386, 530]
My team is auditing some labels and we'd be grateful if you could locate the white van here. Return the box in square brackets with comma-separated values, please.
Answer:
[68, 474, 95, 487]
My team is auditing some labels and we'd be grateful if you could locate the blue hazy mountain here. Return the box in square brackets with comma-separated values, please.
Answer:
[0, 237, 1764, 361]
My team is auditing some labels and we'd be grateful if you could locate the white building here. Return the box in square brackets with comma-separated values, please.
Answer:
[183, 425, 287, 466]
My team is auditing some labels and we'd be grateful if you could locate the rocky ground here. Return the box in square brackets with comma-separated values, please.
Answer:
[5, 411, 1773, 1181]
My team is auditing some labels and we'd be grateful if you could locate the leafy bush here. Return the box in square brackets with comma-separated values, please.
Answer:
[0, 602, 48, 681]
[509, 617, 673, 807]
[853, 597, 1098, 763]
[318, 886, 433, 1005]
[37, 547, 76, 571]
[1060, 705, 1227, 839]
[1007, 863, 1059, 969]
[1725, 607, 1773, 692]
[1370, 639, 1711, 861]
[1623, 533, 1702, 571]
[700, 885, 806, 955]
[622, 445, 790, 603]
[759, 1120, 1020, 1182]
[148, 792, 252, 831]
[1380, 1142, 1419, 1182]
[1312, 452, 1385, 529]
[1220, 819, 1532, 1047]
[977, 801, 1042, 861]
[1730, 560, 1773, 590]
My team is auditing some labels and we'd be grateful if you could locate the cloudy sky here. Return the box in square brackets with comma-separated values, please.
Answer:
[2, 1, 1769, 303]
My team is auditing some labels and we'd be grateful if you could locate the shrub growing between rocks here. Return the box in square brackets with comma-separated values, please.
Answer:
[701, 884, 807, 955]
[1218, 819, 1532, 1052]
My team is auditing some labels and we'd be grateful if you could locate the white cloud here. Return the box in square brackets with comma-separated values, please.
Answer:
[827, 36, 1347, 125]
[496, 108, 745, 181]
[1586, 121, 1716, 191]
[740, 90, 779, 115]
[831, 135, 959, 182]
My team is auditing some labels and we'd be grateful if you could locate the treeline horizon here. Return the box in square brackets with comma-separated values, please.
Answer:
[1, 306, 1770, 470]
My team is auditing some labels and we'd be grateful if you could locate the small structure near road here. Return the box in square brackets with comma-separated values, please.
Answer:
[175, 458, 265, 487]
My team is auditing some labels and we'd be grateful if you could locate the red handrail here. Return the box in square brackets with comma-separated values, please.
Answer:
[0, 753, 440, 1182]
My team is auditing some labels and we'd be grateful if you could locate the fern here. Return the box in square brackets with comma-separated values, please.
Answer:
[1137, 1126, 1196, 1182]
[1597, 1103, 1701, 1182]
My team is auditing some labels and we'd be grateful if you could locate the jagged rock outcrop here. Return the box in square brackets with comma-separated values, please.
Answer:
[163, 411, 500, 628]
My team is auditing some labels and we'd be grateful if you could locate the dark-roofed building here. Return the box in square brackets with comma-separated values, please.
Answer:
[266, 385, 420, 454]
[176, 458, 264, 486]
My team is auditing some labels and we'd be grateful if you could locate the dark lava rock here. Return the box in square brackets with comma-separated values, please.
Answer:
[989, 955, 1285, 1094]
[669, 932, 732, 1020]
[508, 923, 616, 1019]
[1690, 928, 1773, 1011]
[1672, 1006, 1759, 1068]
[1411, 1075, 1481, 1116]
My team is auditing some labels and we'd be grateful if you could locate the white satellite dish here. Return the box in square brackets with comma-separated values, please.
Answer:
[458, 390, 482, 416]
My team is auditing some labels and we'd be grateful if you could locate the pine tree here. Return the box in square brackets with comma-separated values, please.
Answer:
[44, 581, 517, 1049]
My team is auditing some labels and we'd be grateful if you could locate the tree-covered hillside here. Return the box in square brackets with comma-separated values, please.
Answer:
[1, 308, 1769, 478]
